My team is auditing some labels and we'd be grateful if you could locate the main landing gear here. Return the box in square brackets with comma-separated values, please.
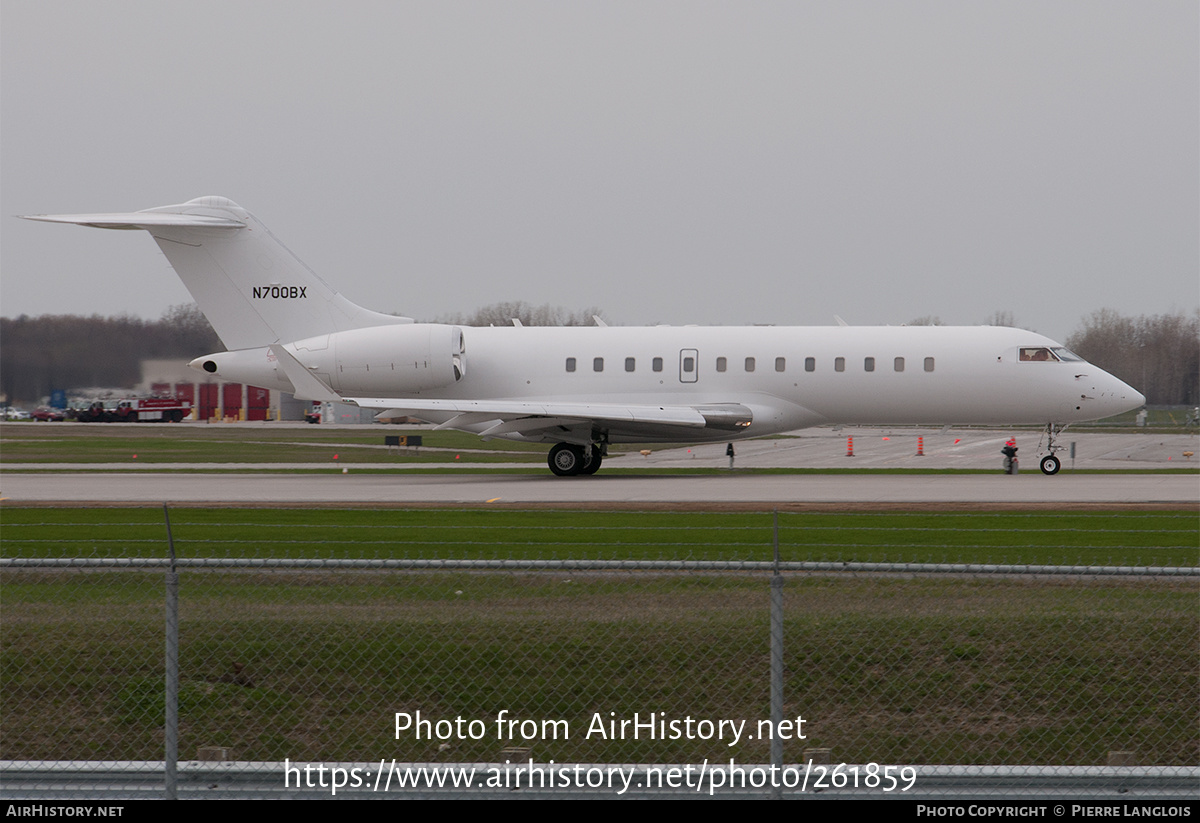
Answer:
[1038, 423, 1068, 475]
[548, 442, 603, 477]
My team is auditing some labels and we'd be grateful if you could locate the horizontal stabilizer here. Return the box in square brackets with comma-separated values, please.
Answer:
[22, 212, 245, 230]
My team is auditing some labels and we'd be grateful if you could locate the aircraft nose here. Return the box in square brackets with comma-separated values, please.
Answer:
[1069, 366, 1144, 421]
[1099, 372, 1144, 415]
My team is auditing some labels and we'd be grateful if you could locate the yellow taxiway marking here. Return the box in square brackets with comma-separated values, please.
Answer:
[486, 497, 502, 503]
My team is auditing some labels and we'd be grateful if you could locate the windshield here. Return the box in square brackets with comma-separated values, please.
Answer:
[1051, 347, 1085, 362]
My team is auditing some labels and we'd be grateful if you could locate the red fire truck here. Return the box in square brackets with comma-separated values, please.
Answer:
[73, 396, 192, 423]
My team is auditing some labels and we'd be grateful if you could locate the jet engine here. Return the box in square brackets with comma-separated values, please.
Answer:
[192, 324, 466, 396]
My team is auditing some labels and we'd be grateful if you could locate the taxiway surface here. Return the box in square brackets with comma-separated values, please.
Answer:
[3, 471, 1197, 505]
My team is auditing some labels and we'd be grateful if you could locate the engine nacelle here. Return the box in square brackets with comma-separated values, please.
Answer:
[190, 324, 466, 396]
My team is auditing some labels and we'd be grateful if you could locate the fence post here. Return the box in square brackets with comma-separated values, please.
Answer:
[770, 510, 784, 799]
[163, 504, 179, 801]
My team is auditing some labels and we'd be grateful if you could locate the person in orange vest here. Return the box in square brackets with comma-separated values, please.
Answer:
[1001, 438, 1019, 474]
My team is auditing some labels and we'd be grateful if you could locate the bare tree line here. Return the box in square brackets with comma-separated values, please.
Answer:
[1065, 309, 1199, 406]
[1, 305, 219, 404]
[436, 301, 608, 328]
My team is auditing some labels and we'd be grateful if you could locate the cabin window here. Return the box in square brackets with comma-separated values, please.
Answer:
[1019, 347, 1060, 362]
[745, 357, 756, 372]
[593, 357, 604, 372]
[894, 357, 905, 372]
[682, 356, 695, 373]
[775, 357, 786, 372]
[565, 357, 576, 373]
[805, 357, 815, 372]
[652, 357, 663, 372]
[716, 357, 727, 372]
[834, 357, 845, 372]
[625, 357, 636, 372]
[864, 357, 875, 372]
[924, 357, 935, 372]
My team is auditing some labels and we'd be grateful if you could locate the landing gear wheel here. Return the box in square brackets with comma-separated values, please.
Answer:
[579, 446, 603, 475]
[1040, 455, 1061, 475]
[548, 443, 584, 476]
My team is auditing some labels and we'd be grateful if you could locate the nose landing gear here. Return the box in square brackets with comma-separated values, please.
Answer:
[1038, 423, 1069, 475]
[1039, 454, 1061, 475]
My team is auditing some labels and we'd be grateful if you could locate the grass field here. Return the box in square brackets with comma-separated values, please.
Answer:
[2, 507, 1197, 566]
[2, 569, 1195, 765]
[2, 506, 1196, 766]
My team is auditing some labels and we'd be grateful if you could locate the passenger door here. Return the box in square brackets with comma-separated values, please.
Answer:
[679, 349, 698, 383]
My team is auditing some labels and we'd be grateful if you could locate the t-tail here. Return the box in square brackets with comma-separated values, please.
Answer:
[23, 196, 410, 350]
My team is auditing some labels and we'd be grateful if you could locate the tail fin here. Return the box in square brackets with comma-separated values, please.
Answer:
[23, 196, 410, 350]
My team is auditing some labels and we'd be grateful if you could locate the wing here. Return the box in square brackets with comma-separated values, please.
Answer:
[343, 396, 753, 441]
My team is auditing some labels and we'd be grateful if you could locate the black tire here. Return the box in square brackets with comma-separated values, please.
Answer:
[579, 446, 603, 475]
[1040, 455, 1061, 475]
[548, 443, 584, 476]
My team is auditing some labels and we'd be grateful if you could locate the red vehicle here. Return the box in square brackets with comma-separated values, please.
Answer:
[31, 407, 66, 421]
[74, 396, 192, 423]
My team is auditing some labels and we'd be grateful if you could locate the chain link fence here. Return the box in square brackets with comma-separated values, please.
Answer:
[2, 508, 1196, 798]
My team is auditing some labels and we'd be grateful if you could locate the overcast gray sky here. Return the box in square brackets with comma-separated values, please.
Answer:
[3, 1, 1196, 342]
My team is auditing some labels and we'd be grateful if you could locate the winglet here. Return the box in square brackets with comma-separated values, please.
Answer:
[270, 345, 341, 402]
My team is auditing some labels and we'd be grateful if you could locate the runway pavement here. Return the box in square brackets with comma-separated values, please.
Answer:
[3, 470, 1196, 505]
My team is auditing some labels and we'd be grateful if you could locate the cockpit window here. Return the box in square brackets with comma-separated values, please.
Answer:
[1051, 347, 1084, 362]
[1019, 347, 1060, 362]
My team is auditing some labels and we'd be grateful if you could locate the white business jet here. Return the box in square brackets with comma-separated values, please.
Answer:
[24, 197, 1144, 476]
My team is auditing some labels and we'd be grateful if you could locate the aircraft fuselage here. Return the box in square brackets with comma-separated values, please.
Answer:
[196, 322, 1142, 445]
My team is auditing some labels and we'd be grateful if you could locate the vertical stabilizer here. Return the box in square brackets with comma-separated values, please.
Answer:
[23, 197, 411, 349]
